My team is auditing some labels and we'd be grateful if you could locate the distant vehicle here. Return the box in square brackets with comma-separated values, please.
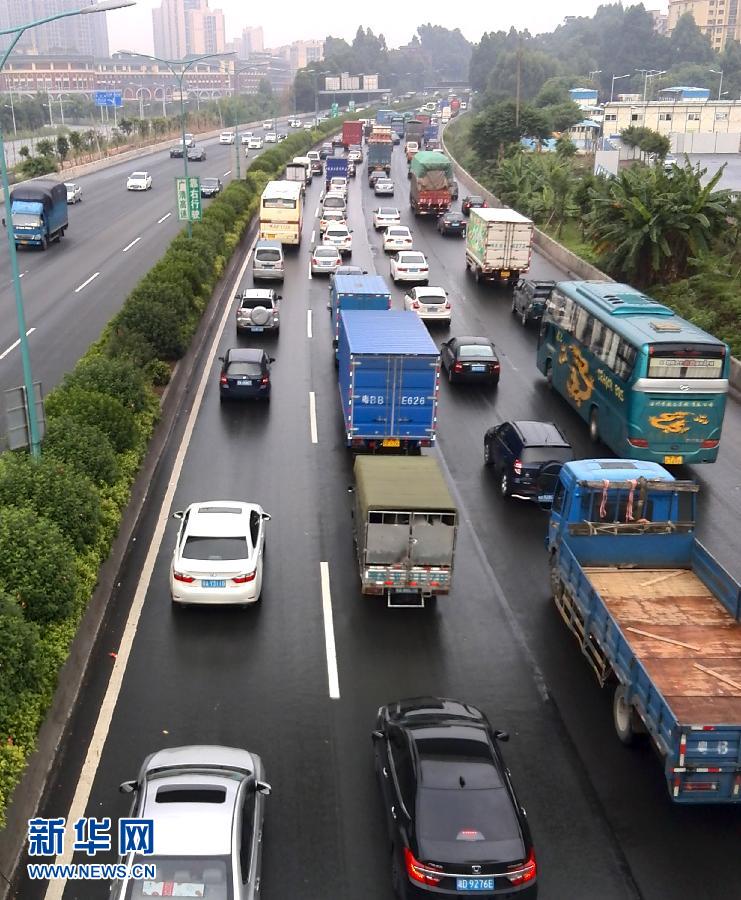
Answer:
[342, 121, 363, 148]
[10, 180, 68, 250]
[236, 288, 281, 334]
[368, 169, 387, 189]
[263, 120, 274, 129]
[187, 146, 206, 161]
[265, 132, 277, 143]
[511, 279, 556, 326]
[311, 244, 342, 275]
[462, 194, 486, 215]
[319, 208, 346, 234]
[409, 151, 453, 216]
[374, 178, 395, 196]
[64, 182, 82, 204]
[259, 180, 303, 246]
[383, 225, 413, 253]
[390, 131, 401, 144]
[322, 222, 353, 256]
[390, 250, 429, 285]
[306, 150, 323, 175]
[248, 136, 263, 149]
[404, 286, 451, 327]
[484, 420, 573, 499]
[662, 154, 678, 172]
[405, 140, 419, 161]
[319, 142, 333, 159]
[110, 745, 271, 898]
[289, 118, 302, 128]
[303, 122, 313, 130]
[328, 265, 366, 292]
[373, 206, 401, 230]
[325, 157, 349, 188]
[241, 131, 253, 144]
[183, 132, 195, 147]
[437, 210, 466, 236]
[126, 171, 152, 191]
[448, 179, 459, 200]
[321, 192, 347, 217]
[219, 131, 235, 144]
[441, 335, 500, 385]
[465, 207, 534, 285]
[218, 348, 275, 403]
[169, 143, 185, 158]
[200, 177, 222, 197]
[328, 176, 348, 199]
[252, 240, 285, 281]
[277, 132, 288, 142]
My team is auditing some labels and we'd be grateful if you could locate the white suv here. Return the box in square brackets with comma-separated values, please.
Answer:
[323, 223, 353, 256]
[219, 131, 235, 144]
[404, 286, 451, 326]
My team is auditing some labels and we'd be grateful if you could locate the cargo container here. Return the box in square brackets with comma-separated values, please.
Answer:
[329, 274, 391, 357]
[342, 120, 363, 148]
[465, 207, 534, 285]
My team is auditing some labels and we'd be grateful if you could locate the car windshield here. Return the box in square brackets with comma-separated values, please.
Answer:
[467, 196, 483, 204]
[388, 228, 410, 237]
[459, 344, 494, 358]
[256, 249, 281, 262]
[122, 855, 233, 899]
[131, 173, 146, 179]
[323, 197, 345, 209]
[183, 535, 249, 561]
[13, 213, 41, 226]
[65, 183, 76, 190]
[203, 179, 219, 188]
[521, 445, 573, 464]
[379, 208, 398, 216]
[225, 360, 263, 377]
[240, 296, 273, 309]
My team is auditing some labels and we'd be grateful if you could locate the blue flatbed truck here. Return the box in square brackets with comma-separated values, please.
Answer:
[337, 309, 440, 453]
[329, 274, 391, 358]
[10, 179, 68, 250]
[545, 458, 741, 803]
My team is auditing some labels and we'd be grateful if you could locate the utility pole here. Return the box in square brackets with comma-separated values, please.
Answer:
[515, 38, 522, 127]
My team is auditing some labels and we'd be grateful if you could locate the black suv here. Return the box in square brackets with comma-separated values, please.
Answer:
[373, 697, 537, 899]
[511, 279, 555, 327]
[484, 420, 573, 499]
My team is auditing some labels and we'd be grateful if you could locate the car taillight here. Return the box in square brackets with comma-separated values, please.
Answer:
[507, 848, 536, 886]
[701, 439, 719, 448]
[232, 572, 256, 584]
[261, 376, 270, 385]
[513, 458, 523, 475]
[412, 300, 420, 309]
[220, 375, 227, 385]
[628, 437, 649, 448]
[403, 847, 442, 886]
[453, 362, 463, 372]
[398, 267, 407, 272]
[173, 571, 195, 583]
[444, 301, 451, 309]
[490, 362, 500, 372]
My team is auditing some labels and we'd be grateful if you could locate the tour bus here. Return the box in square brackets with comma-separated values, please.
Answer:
[259, 180, 303, 245]
[536, 281, 729, 464]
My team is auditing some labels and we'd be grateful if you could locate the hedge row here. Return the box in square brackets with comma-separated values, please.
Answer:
[0, 112, 361, 828]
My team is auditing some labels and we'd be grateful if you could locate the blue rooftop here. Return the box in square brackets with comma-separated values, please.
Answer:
[564, 459, 675, 484]
[333, 274, 390, 296]
[341, 309, 439, 356]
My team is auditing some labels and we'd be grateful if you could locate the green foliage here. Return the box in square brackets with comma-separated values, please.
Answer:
[0, 505, 78, 624]
[0, 595, 40, 727]
[43, 416, 120, 487]
[471, 100, 551, 160]
[20, 155, 57, 177]
[114, 293, 188, 360]
[62, 356, 152, 414]
[55, 134, 69, 162]
[45, 387, 138, 453]
[547, 102, 582, 133]
[620, 126, 671, 159]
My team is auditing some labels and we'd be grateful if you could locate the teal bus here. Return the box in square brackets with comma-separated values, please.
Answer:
[536, 281, 730, 465]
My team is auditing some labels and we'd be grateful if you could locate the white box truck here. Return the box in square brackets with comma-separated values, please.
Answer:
[465, 207, 534, 285]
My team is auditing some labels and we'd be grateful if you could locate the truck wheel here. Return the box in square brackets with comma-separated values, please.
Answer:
[511, 296, 517, 313]
[613, 685, 640, 746]
[549, 557, 563, 600]
[474, 267, 481, 284]
[40, 236, 48, 251]
[589, 407, 600, 443]
[484, 441, 493, 467]
[545, 361, 553, 387]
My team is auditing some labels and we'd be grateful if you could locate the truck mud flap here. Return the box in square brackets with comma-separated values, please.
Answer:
[387, 590, 427, 609]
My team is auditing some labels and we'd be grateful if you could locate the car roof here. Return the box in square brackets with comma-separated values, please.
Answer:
[388, 225, 411, 232]
[377, 207, 399, 214]
[315, 245, 340, 255]
[255, 239, 281, 249]
[225, 348, 264, 362]
[455, 335, 492, 345]
[130, 171, 148, 176]
[398, 250, 425, 259]
[412, 286, 446, 297]
[185, 502, 254, 536]
[239, 289, 274, 299]
[511, 420, 570, 447]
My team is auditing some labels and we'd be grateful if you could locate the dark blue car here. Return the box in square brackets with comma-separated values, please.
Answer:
[219, 348, 274, 401]
[484, 420, 573, 500]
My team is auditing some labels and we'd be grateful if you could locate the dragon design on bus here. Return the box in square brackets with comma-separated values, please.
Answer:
[649, 412, 710, 434]
[565, 345, 594, 407]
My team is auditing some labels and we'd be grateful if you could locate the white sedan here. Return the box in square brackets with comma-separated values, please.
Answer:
[219, 131, 235, 144]
[323, 222, 353, 256]
[170, 500, 271, 607]
[311, 245, 342, 275]
[265, 132, 277, 143]
[247, 137, 263, 150]
[126, 171, 152, 191]
[241, 131, 253, 144]
[404, 286, 451, 326]
[289, 118, 302, 128]
[263, 120, 274, 129]
[383, 225, 413, 252]
[390, 250, 429, 285]
[65, 182, 82, 204]
[373, 207, 401, 230]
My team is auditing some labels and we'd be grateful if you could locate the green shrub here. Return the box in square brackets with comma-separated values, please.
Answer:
[62, 355, 152, 414]
[43, 416, 120, 486]
[114, 295, 188, 361]
[0, 453, 101, 552]
[0, 595, 41, 730]
[45, 387, 138, 453]
[105, 324, 158, 368]
[0, 505, 78, 623]
[145, 359, 172, 387]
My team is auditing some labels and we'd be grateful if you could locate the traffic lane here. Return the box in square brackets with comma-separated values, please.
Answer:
[686, 153, 741, 191]
[303, 226, 640, 900]
[368, 155, 741, 897]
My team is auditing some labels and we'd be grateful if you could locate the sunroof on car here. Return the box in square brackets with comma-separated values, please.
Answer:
[155, 786, 226, 804]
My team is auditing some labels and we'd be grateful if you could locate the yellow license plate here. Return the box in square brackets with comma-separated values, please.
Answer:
[382, 439, 400, 448]
[663, 455, 683, 465]
[500, 270, 510, 278]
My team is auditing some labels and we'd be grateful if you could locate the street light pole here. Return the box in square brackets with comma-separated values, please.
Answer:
[610, 73, 630, 103]
[232, 63, 256, 180]
[709, 68, 724, 101]
[0, 0, 134, 459]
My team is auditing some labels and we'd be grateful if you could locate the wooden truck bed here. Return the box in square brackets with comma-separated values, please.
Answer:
[585, 567, 741, 725]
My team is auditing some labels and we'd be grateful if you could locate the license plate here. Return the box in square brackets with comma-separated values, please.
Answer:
[382, 438, 400, 448]
[471, 365, 486, 372]
[237, 379, 253, 386]
[456, 878, 495, 891]
[202, 579, 226, 588]
[250, 327, 264, 332]
[664, 455, 683, 464]
[408, 268, 419, 273]
[500, 270, 510, 278]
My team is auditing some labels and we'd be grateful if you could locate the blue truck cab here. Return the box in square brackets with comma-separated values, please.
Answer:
[337, 309, 440, 453]
[10, 179, 68, 250]
[329, 274, 391, 357]
[546, 458, 741, 803]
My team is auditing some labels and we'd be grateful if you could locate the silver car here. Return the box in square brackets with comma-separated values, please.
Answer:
[110, 745, 270, 900]
[236, 289, 281, 334]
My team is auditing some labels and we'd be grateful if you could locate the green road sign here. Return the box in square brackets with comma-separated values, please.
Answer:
[175, 176, 202, 222]
[349, 100, 356, 111]
[331, 102, 339, 118]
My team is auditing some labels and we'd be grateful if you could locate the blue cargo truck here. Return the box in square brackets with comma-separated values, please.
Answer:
[329, 274, 391, 358]
[375, 109, 394, 125]
[423, 123, 439, 145]
[544, 458, 741, 803]
[9, 180, 68, 250]
[324, 156, 348, 188]
[338, 310, 440, 452]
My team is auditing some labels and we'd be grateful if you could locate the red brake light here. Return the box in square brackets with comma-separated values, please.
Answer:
[701, 439, 719, 448]
[412, 300, 420, 309]
[513, 458, 523, 475]
[261, 376, 270, 385]
[173, 571, 195, 583]
[453, 362, 463, 372]
[232, 572, 256, 584]
[628, 437, 649, 448]
[507, 848, 536, 886]
[220, 375, 227, 385]
[444, 301, 451, 309]
[403, 847, 442, 886]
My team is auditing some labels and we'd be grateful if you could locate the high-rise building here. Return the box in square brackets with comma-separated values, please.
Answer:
[152, 0, 225, 59]
[153, 0, 187, 59]
[1, 0, 109, 56]
[667, 0, 739, 51]
[287, 39, 324, 73]
[240, 26, 264, 56]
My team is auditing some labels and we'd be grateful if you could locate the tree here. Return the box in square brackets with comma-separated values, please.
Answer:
[471, 100, 551, 161]
[68, 130, 83, 159]
[485, 47, 561, 104]
[118, 117, 134, 136]
[547, 101, 582, 133]
[258, 77, 273, 99]
[55, 134, 69, 163]
[469, 28, 522, 92]
[620, 125, 671, 159]
[416, 24, 472, 81]
[667, 12, 714, 67]
[36, 138, 54, 157]
[19, 145, 30, 160]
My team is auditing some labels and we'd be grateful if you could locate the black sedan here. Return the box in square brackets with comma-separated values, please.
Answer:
[462, 194, 487, 215]
[200, 177, 222, 197]
[187, 145, 207, 161]
[441, 336, 500, 385]
[372, 697, 537, 899]
[169, 143, 185, 158]
[218, 348, 274, 401]
[319, 142, 333, 159]
[437, 211, 467, 236]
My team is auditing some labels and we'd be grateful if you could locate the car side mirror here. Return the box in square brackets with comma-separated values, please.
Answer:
[256, 780, 272, 796]
[119, 780, 138, 794]
[218, 356, 224, 362]
[172, 510, 184, 520]
[494, 730, 510, 742]
[261, 512, 272, 521]
[269, 357, 276, 363]
[276, 295, 282, 300]
[371, 730, 384, 742]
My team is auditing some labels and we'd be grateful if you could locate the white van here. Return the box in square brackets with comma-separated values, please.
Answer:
[291, 156, 313, 185]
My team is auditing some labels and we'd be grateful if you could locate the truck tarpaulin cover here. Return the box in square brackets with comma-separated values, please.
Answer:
[354, 456, 457, 515]
[10, 179, 66, 210]
[410, 152, 453, 189]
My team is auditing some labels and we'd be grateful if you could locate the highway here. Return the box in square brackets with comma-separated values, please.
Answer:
[12, 136, 741, 900]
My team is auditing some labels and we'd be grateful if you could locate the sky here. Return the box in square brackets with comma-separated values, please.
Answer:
[107, 0, 670, 56]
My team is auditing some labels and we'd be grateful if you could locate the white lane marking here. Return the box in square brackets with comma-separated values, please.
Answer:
[320, 562, 340, 699]
[0, 328, 36, 361]
[311, 229, 315, 244]
[157, 212, 172, 224]
[307, 308, 313, 338]
[19, 270, 27, 278]
[309, 391, 318, 443]
[44, 232, 260, 900]
[223, 170, 231, 177]
[308, 257, 312, 280]
[122, 236, 141, 253]
[315, 205, 319, 218]
[74, 272, 100, 293]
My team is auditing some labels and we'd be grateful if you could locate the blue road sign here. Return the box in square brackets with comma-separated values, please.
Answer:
[94, 91, 123, 108]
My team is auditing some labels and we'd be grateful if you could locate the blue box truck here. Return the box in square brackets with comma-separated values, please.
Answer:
[10, 180, 68, 250]
[329, 274, 391, 357]
[324, 156, 348, 188]
[543, 458, 741, 803]
[337, 309, 440, 452]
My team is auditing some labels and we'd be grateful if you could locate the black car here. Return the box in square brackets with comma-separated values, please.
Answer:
[372, 697, 537, 899]
[437, 211, 466, 236]
[441, 336, 500, 385]
[331, 134, 345, 148]
[511, 280, 556, 327]
[187, 145, 206, 161]
[369, 169, 388, 188]
[200, 177, 222, 197]
[484, 420, 573, 499]
[462, 194, 486, 215]
[319, 142, 333, 159]
[218, 348, 274, 401]
[169, 143, 185, 158]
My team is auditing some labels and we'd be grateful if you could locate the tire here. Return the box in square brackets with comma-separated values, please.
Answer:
[549, 556, 563, 600]
[613, 684, 641, 746]
[474, 266, 481, 284]
[484, 440, 493, 467]
[40, 235, 48, 251]
[511, 296, 517, 313]
[499, 470, 511, 498]
[447, 367, 454, 384]
[589, 407, 600, 443]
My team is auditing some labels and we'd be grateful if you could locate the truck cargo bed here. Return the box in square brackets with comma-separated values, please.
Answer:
[585, 566, 741, 725]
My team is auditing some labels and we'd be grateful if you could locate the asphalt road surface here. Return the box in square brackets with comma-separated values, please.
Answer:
[11, 138, 741, 900]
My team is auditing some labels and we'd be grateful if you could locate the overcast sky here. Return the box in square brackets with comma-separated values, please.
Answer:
[107, 1, 670, 55]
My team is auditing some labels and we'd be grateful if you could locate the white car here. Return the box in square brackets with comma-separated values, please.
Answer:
[290, 118, 302, 128]
[328, 176, 348, 199]
[65, 182, 82, 204]
[126, 171, 152, 191]
[383, 225, 413, 252]
[303, 122, 313, 130]
[241, 131, 253, 144]
[265, 132, 277, 143]
[323, 222, 353, 256]
[321, 191, 347, 217]
[311, 245, 342, 275]
[319, 209, 346, 233]
[390, 250, 429, 284]
[247, 136, 263, 150]
[169, 500, 271, 607]
[373, 207, 401, 230]
[348, 148, 362, 163]
[404, 286, 451, 326]
[263, 120, 274, 129]
[219, 131, 235, 144]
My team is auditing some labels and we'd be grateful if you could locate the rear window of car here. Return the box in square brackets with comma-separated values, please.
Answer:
[460, 344, 494, 358]
[256, 249, 281, 262]
[401, 253, 425, 264]
[388, 228, 409, 236]
[417, 293, 445, 305]
[239, 296, 274, 310]
[183, 535, 248, 560]
[379, 208, 398, 216]
[323, 197, 345, 209]
[521, 445, 573, 464]
[316, 247, 339, 257]
[417, 787, 521, 849]
[226, 360, 263, 377]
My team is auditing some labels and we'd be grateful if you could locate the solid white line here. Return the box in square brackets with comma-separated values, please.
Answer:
[18, 271, 27, 278]
[157, 212, 172, 224]
[315, 205, 319, 218]
[223, 169, 232, 177]
[44, 233, 260, 900]
[320, 561, 340, 699]
[121, 236, 141, 253]
[308, 258, 312, 280]
[307, 308, 313, 338]
[311, 229, 315, 244]
[309, 391, 318, 443]
[74, 272, 100, 293]
[0, 328, 36, 361]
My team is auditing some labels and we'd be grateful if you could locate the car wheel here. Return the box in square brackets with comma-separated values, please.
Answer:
[511, 296, 517, 313]
[447, 367, 454, 384]
[500, 470, 511, 497]
[545, 360, 553, 387]
[589, 407, 600, 443]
